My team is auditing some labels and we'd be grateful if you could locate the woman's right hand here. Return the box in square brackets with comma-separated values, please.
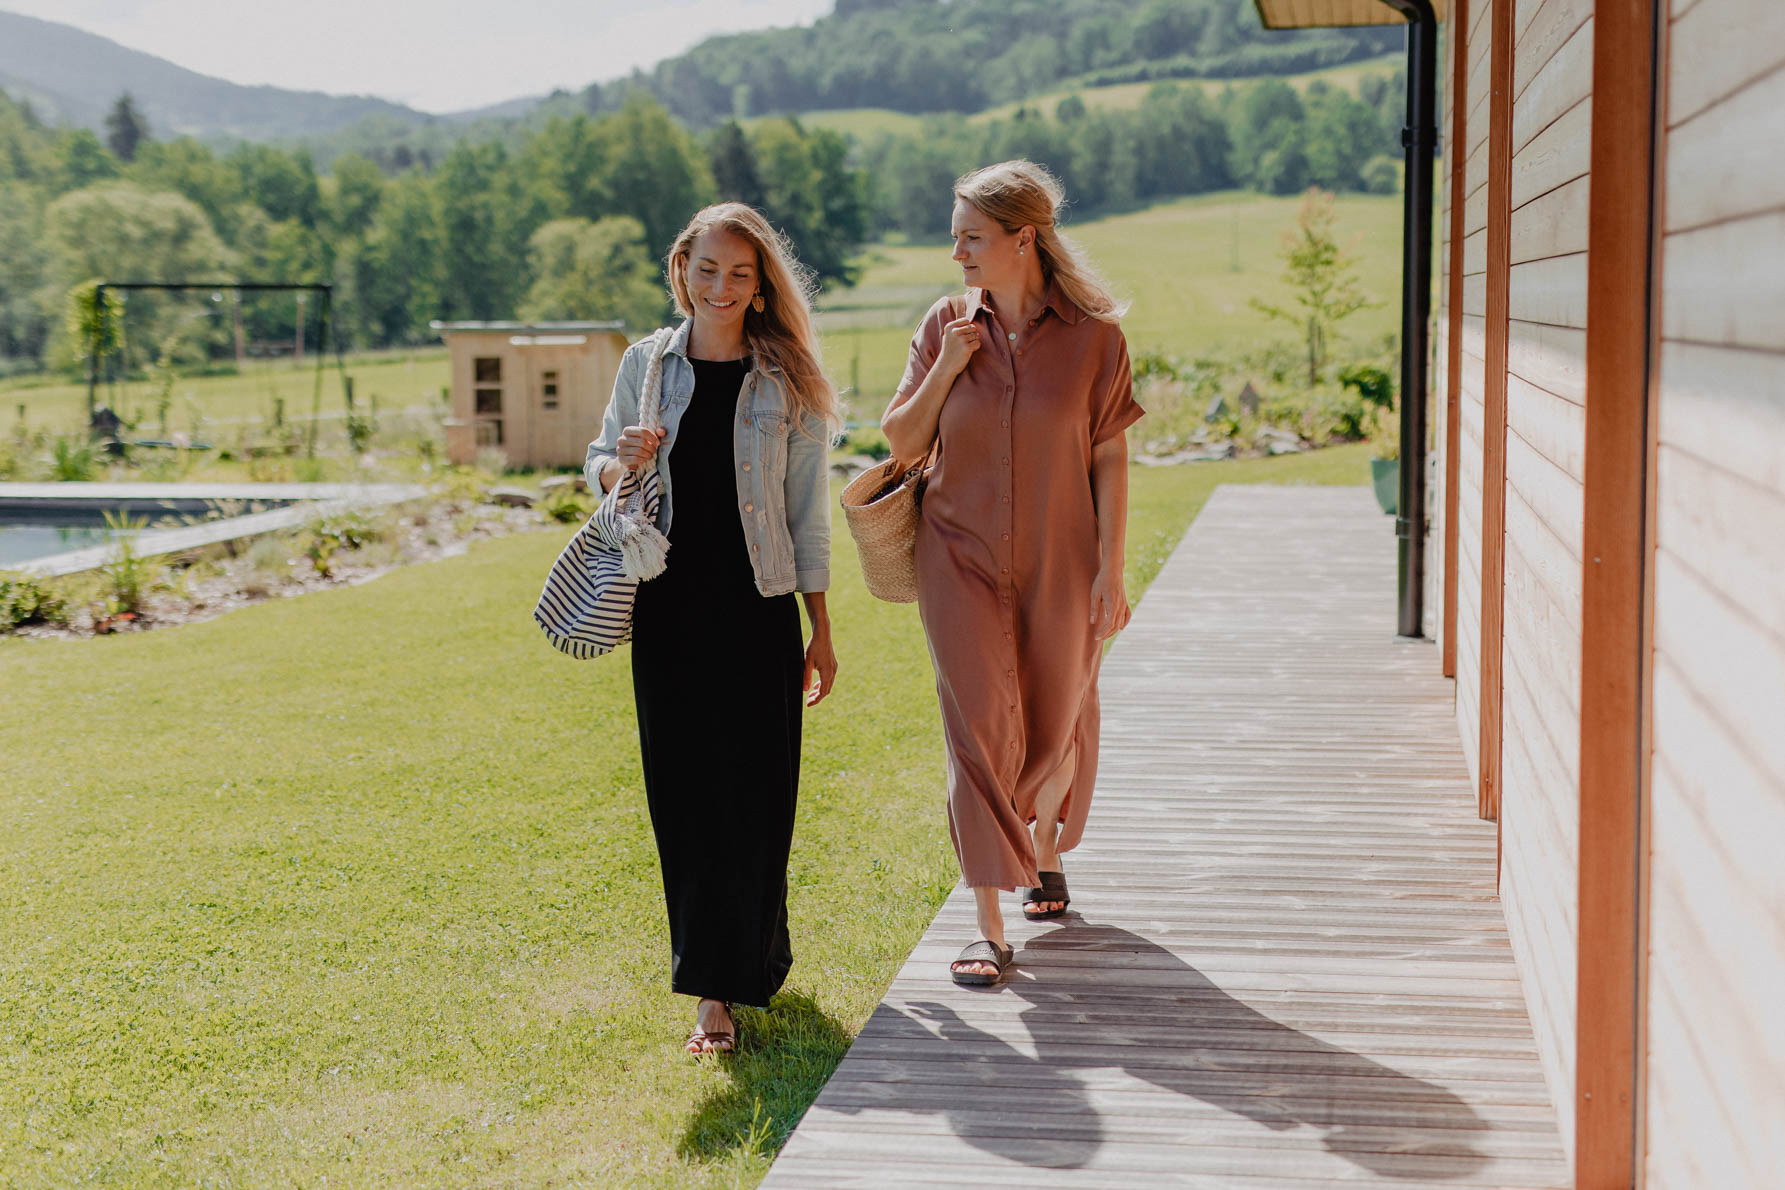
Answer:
[616, 425, 667, 470]
[935, 315, 982, 377]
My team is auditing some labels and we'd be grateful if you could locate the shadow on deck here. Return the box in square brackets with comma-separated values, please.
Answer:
[761, 485, 1566, 1189]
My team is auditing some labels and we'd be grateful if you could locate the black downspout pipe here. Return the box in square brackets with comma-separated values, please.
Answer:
[1383, 0, 1438, 638]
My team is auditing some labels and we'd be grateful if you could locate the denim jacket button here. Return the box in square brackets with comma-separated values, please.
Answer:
[742, 462, 752, 472]
[744, 503, 754, 513]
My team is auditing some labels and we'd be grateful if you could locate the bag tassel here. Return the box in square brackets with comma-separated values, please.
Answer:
[617, 514, 670, 580]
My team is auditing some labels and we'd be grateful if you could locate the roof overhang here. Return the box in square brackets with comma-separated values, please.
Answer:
[1252, 0, 1446, 28]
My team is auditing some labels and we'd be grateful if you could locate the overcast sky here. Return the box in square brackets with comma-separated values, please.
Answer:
[7, 0, 836, 113]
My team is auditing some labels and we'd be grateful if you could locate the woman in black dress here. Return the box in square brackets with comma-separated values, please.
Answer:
[584, 204, 839, 1055]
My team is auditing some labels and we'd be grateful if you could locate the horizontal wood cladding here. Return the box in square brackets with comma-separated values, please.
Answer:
[1514, 0, 1592, 96]
[1513, 17, 1594, 155]
[1511, 174, 1590, 262]
[1508, 321, 1587, 404]
[1667, 0, 1785, 125]
[1663, 63, 1785, 232]
[1661, 212, 1785, 350]
[1655, 340, 1785, 496]
[1647, 3, 1785, 1180]
[1508, 254, 1588, 328]
[1512, 96, 1593, 208]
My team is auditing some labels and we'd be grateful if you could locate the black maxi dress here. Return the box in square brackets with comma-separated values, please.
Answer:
[630, 356, 805, 1008]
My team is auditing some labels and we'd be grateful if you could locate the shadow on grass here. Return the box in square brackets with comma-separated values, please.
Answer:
[676, 989, 854, 1164]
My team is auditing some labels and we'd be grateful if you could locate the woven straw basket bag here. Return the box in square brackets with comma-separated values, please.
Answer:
[840, 454, 930, 603]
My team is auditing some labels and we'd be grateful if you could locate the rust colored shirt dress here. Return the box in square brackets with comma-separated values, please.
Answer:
[898, 285, 1144, 890]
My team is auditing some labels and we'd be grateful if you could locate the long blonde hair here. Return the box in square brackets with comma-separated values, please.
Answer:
[953, 160, 1127, 323]
[666, 203, 838, 434]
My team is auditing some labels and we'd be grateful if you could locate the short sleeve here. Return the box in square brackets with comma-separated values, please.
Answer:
[894, 298, 952, 402]
[1091, 333, 1145, 445]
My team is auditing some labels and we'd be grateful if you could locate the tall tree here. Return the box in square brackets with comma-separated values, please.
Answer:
[708, 120, 766, 210]
[103, 93, 149, 163]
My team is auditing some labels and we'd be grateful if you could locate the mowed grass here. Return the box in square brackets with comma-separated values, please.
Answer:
[971, 52, 1403, 123]
[0, 445, 1369, 1188]
[1, 349, 451, 437]
[819, 190, 1403, 417]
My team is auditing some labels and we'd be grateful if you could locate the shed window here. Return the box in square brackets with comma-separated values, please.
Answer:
[475, 420, 503, 446]
[475, 388, 502, 415]
[474, 356, 501, 383]
[541, 370, 559, 410]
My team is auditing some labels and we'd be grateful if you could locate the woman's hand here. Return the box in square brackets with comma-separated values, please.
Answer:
[935, 315, 982, 378]
[1089, 566, 1131, 640]
[803, 622, 838, 707]
[616, 425, 666, 470]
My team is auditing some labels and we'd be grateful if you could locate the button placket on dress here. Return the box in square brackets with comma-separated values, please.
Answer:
[985, 308, 1023, 775]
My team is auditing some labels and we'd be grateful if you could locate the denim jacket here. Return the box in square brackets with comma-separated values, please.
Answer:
[583, 320, 831, 596]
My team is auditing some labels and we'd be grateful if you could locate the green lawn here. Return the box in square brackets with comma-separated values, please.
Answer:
[0, 444, 1369, 1188]
[1, 349, 450, 439]
[820, 190, 1403, 419]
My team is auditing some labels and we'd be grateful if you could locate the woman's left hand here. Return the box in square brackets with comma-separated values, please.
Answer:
[803, 625, 838, 706]
[1090, 566, 1131, 640]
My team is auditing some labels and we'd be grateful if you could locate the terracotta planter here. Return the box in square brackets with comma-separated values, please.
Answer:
[1370, 457, 1398, 515]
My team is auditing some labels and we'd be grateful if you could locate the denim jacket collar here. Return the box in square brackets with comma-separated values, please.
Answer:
[659, 318, 782, 376]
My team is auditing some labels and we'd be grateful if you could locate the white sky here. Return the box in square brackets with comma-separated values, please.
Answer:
[5, 0, 836, 113]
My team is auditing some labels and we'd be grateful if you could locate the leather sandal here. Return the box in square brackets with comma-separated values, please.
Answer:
[949, 939, 1014, 987]
[684, 1000, 735, 1056]
[1022, 870, 1070, 920]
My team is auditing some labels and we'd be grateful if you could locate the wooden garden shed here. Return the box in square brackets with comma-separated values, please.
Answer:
[432, 320, 629, 469]
[1262, 0, 1785, 1184]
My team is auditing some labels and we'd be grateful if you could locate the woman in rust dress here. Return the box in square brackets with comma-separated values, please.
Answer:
[882, 160, 1143, 985]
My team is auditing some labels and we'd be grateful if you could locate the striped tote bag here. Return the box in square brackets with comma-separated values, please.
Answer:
[534, 335, 670, 658]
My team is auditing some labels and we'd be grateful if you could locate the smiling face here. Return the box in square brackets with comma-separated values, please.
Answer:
[950, 197, 1031, 293]
[683, 227, 760, 335]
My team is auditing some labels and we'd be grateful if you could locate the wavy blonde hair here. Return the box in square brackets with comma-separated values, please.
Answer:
[666, 203, 838, 434]
[954, 160, 1127, 323]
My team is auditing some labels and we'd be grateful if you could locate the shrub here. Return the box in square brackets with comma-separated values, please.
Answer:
[1338, 360, 1395, 408]
[97, 511, 156, 617]
[540, 484, 593, 524]
[1361, 155, 1400, 195]
[0, 571, 69, 631]
[51, 436, 98, 482]
[840, 427, 891, 460]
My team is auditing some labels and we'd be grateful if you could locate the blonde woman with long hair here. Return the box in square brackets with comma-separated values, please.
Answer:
[882, 161, 1143, 986]
[584, 203, 839, 1054]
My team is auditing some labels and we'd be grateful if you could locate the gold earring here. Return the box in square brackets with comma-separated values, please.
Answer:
[751, 294, 765, 313]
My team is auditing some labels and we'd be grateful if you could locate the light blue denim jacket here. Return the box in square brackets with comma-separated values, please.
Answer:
[583, 320, 832, 595]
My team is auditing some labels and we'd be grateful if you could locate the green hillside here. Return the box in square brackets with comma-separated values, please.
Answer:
[819, 189, 1404, 415]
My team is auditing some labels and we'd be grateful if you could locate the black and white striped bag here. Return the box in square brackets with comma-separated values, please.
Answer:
[534, 333, 671, 658]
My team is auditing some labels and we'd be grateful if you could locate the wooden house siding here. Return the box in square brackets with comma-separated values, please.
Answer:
[1495, 0, 1593, 1154]
[1453, 0, 1496, 784]
[1645, 0, 1785, 1181]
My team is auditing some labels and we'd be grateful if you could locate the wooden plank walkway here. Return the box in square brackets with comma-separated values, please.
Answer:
[761, 485, 1567, 1189]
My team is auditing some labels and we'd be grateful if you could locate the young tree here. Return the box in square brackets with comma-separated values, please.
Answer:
[104, 93, 149, 163]
[1250, 187, 1377, 385]
[518, 215, 664, 331]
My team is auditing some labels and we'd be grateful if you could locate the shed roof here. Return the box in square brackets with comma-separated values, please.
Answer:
[428, 320, 626, 334]
[1252, 0, 1446, 28]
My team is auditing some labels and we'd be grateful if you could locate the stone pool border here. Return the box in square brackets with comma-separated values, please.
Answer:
[1, 483, 429, 578]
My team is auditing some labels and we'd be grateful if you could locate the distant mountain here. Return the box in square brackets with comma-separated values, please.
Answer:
[0, 9, 435, 141]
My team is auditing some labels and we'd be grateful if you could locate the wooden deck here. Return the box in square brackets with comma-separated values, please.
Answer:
[760, 485, 1567, 1189]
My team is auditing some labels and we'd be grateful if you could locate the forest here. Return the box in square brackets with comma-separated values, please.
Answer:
[0, 28, 1406, 373]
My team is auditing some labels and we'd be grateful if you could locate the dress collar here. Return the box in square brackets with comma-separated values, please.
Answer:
[962, 280, 1084, 326]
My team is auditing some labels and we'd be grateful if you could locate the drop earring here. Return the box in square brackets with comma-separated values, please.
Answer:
[751, 294, 765, 313]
